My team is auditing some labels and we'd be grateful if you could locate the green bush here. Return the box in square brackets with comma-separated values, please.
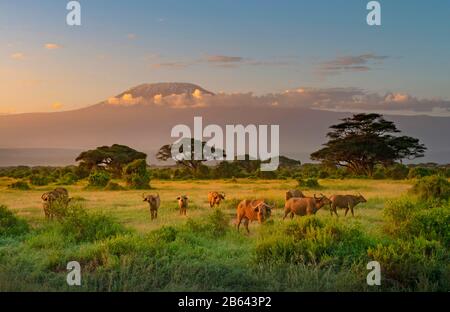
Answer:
[256, 217, 373, 266]
[409, 175, 450, 201]
[384, 196, 420, 232]
[57, 172, 78, 185]
[58, 204, 127, 243]
[104, 181, 125, 191]
[408, 167, 436, 179]
[185, 210, 230, 238]
[123, 159, 151, 189]
[8, 181, 31, 190]
[368, 237, 449, 290]
[88, 170, 111, 188]
[404, 206, 450, 245]
[0, 205, 29, 237]
[297, 178, 320, 189]
[29, 174, 50, 186]
[385, 163, 409, 180]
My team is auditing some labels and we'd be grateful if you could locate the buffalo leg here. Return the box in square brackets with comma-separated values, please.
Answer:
[237, 217, 242, 232]
[243, 218, 250, 234]
[344, 205, 350, 216]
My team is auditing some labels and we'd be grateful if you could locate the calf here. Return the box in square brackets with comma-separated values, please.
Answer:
[143, 193, 160, 220]
[177, 195, 188, 216]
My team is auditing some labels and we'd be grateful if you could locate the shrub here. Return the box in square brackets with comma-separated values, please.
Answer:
[88, 170, 111, 188]
[367, 237, 449, 290]
[58, 204, 127, 242]
[57, 172, 78, 185]
[406, 206, 450, 245]
[409, 175, 450, 201]
[408, 167, 436, 179]
[29, 174, 50, 186]
[0, 205, 29, 237]
[104, 181, 125, 191]
[256, 217, 373, 266]
[123, 159, 151, 189]
[297, 178, 320, 189]
[383, 196, 420, 232]
[8, 181, 31, 190]
[185, 210, 230, 238]
[385, 163, 409, 180]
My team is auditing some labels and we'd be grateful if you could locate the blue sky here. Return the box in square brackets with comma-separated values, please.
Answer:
[1, 0, 449, 113]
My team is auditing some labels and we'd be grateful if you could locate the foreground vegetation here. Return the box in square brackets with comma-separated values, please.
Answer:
[0, 176, 448, 291]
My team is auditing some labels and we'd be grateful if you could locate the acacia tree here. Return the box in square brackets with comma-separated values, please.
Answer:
[311, 113, 426, 176]
[157, 138, 225, 173]
[76, 144, 147, 178]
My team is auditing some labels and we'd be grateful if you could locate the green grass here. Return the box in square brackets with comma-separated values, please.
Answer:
[0, 178, 448, 291]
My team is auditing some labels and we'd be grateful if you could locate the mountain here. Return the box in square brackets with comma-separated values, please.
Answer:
[115, 82, 214, 99]
[0, 83, 449, 166]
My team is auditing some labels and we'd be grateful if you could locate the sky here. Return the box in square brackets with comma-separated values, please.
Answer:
[1, 0, 449, 114]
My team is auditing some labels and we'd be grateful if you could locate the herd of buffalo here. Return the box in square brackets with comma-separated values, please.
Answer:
[40, 188, 367, 234]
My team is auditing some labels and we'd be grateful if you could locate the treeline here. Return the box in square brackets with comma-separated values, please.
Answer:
[1, 161, 449, 185]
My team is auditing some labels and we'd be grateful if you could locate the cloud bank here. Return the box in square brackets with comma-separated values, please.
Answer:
[106, 87, 450, 116]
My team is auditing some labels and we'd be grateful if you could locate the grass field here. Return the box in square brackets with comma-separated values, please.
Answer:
[0, 178, 411, 235]
[1, 177, 448, 292]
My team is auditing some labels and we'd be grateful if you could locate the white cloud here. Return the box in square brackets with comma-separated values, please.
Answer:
[45, 43, 62, 50]
[10, 52, 25, 60]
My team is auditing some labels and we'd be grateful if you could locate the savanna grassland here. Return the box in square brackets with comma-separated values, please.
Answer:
[0, 177, 449, 291]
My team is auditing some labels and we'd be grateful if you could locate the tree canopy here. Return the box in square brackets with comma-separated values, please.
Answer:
[157, 138, 225, 172]
[76, 144, 147, 177]
[311, 113, 426, 176]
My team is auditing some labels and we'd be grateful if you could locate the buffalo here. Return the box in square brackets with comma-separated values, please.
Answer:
[329, 194, 367, 217]
[41, 187, 71, 220]
[283, 194, 331, 219]
[236, 199, 272, 234]
[143, 193, 160, 220]
[177, 195, 188, 216]
[285, 189, 305, 201]
[208, 191, 225, 208]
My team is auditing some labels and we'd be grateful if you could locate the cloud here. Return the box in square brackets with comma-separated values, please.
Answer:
[127, 33, 137, 40]
[10, 52, 25, 60]
[205, 55, 244, 63]
[151, 62, 189, 69]
[51, 102, 63, 110]
[145, 87, 450, 116]
[45, 43, 62, 50]
[102, 84, 449, 116]
[148, 54, 294, 70]
[318, 53, 389, 76]
[108, 93, 144, 106]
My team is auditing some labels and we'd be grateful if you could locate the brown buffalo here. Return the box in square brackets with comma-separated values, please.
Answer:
[208, 191, 225, 208]
[283, 194, 331, 219]
[285, 189, 305, 201]
[236, 199, 272, 234]
[177, 195, 188, 216]
[143, 193, 160, 220]
[41, 187, 71, 220]
[329, 194, 367, 217]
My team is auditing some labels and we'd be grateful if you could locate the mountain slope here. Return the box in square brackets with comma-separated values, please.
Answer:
[0, 83, 449, 165]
